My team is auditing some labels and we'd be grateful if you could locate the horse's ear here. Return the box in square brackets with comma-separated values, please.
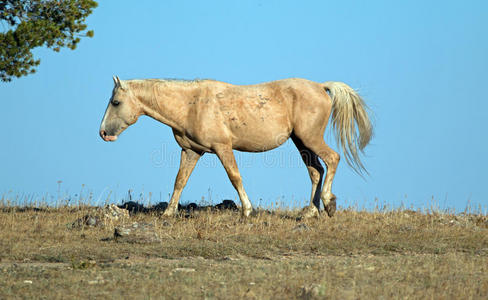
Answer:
[117, 76, 128, 90]
[113, 75, 127, 90]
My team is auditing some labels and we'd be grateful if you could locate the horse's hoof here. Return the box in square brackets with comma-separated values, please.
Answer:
[162, 207, 177, 218]
[324, 198, 336, 217]
[299, 206, 319, 219]
[241, 208, 252, 218]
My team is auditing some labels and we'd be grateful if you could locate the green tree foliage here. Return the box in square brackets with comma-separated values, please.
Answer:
[0, 0, 98, 82]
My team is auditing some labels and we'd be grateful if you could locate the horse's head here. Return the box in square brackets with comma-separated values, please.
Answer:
[99, 76, 142, 142]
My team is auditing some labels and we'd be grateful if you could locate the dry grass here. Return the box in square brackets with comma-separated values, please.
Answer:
[0, 204, 487, 299]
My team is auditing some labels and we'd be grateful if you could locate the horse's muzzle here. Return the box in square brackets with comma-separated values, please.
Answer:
[99, 130, 118, 142]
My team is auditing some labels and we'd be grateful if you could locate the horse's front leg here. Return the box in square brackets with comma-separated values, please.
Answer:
[162, 148, 202, 217]
[213, 145, 252, 217]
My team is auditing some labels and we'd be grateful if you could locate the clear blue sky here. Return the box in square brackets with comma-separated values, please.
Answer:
[1, 0, 487, 212]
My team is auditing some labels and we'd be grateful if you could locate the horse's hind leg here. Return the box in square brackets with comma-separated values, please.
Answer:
[213, 144, 252, 217]
[294, 133, 340, 217]
[291, 134, 323, 218]
[307, 140, 340, 217]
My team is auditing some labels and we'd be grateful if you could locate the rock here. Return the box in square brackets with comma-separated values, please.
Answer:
[298, 206, 319, 220]
[300, 284, 325, 299]
[105, 199, 243, 217]
[178, 202, 200, 213]
[172, 267, 196, 273]
[222, 256, 239, 261]
[215, 200, 238, 211]
[72, 260, 97, 269]
[114, 222, 161, 243]
[70, 215, 102, 229]
[118, 201, 146, 214]
[292, 223, 310, 232]
[101, 204, 129, 221]
[85, 216, 99, 226]
[70, 204, 130, 229]
[151, 201, 168, 211]
[87, 276, 105, 285]
[186, 202, 199, 211]
[398, 225, 414, 232]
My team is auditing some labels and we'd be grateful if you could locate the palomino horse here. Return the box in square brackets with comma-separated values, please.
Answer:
[100, 77, 373, 218]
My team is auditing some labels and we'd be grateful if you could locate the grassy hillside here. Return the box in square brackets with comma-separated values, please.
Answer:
[0, 204, 487, 299]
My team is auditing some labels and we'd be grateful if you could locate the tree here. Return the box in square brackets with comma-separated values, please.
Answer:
[0, 0, 98, 82]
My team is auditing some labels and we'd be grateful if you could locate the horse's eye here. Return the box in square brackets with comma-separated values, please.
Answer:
[112, 100, 120, 106]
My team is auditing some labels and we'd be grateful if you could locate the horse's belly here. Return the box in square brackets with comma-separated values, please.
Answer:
[231, 126, 291, 152]
[173, 131, 213, 153]
[227, 107, 292, 152]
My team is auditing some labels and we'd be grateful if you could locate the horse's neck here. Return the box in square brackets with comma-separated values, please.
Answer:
[137, 81, 194, 132]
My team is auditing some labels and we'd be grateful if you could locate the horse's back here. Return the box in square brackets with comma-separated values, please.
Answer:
[200, 78, 330, 152]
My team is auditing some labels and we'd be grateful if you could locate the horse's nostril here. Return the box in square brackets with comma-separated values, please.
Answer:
[100, 130, 107, 138]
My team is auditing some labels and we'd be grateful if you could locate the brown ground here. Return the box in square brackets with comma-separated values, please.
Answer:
[0, 205, 487, 299]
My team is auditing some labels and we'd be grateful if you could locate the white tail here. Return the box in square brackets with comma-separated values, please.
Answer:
[323, 81, 373, 174]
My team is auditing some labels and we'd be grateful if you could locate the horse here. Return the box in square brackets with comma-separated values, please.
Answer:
[99, 76, 373, 218]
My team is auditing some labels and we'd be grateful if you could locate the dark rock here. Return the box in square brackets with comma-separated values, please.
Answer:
[186, 202, 199, 211]
[118, 201, 146, 214]
[115, 199, 241, 216]
[1, 207, 46, 213]
[151, 202, 168, 211]
[215, 200, 238, 211]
